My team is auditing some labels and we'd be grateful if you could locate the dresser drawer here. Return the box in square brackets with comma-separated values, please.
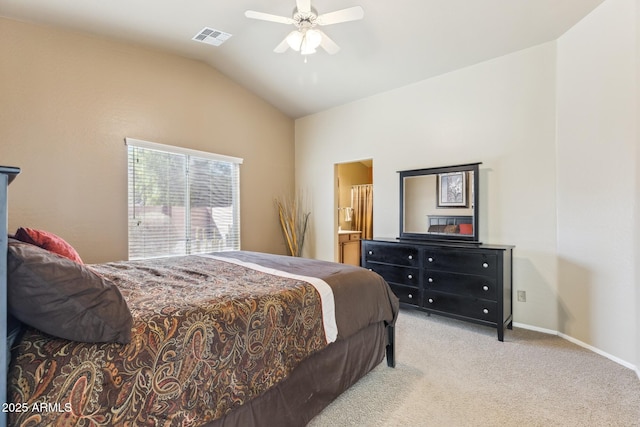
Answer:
[389, 284, 420, 306]
[363, 243, 419, 267]
[365, 263, 419, 287]
[424, 291, 498, 323]
[425, 249, 497, 277]
[425, 271, 496, 300]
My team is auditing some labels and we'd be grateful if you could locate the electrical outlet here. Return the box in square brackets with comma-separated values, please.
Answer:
[517, 290, 526, 302]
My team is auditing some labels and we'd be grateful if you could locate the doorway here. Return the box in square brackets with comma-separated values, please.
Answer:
[335, 159, 373, 264]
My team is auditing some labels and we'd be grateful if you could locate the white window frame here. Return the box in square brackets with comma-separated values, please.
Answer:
[125, 138, 243, 260]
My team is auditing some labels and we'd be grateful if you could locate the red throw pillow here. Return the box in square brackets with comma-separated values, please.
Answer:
[15, 227, 83, 264]
[459, 223, 473, 235]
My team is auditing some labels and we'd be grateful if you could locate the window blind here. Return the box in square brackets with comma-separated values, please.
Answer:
[126, 138, 242, 260]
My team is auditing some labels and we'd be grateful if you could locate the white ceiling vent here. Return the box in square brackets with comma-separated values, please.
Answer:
[192, 27, 232, 46]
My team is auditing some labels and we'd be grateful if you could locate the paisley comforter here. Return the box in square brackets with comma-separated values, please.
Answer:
[7, 251, 398, 427]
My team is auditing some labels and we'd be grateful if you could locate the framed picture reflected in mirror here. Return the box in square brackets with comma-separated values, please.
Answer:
[437, 171, 467, 207]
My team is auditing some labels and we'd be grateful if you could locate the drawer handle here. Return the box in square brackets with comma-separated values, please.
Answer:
[482, 285, 489, 291]
[368, 250, 373, 255]
[368, 268, 373, 271]
[408, 294, 413, 299]
[428, 277, 433, 283]
[428, 298, 434, 304]
[482, 262, 489, 268]
[483, 308, 489, 314]
[408, 255, 413, 260]
[407, 274, 413, 280]
[428, 257, 434, 262]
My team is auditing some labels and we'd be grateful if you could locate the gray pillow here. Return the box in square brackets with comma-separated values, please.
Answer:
[7, 239, 132, 344]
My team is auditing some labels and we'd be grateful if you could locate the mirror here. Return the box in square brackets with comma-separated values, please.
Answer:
[399, 162, 480, 242]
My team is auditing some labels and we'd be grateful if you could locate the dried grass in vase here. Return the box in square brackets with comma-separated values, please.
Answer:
[275, 193, 310, 257]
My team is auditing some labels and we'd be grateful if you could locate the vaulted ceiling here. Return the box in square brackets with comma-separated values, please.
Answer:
[0, 0, 605, 118]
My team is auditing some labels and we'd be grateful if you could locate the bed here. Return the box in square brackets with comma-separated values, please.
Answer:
[0, 167, 399, 427]
[427, 215, 474, 235]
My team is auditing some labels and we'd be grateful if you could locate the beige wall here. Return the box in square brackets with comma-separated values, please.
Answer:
[0, 18, 295, 263]
[297, 42, 559, 331]
[556, 0, 638, 368]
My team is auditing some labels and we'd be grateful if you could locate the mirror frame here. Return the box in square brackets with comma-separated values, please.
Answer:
[399, 162, 481, 243]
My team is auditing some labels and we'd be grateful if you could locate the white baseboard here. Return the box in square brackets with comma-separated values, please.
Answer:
[512, 322, 557, 336]
[513, 322, 639, 375]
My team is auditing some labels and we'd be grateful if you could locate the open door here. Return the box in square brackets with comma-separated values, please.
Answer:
[335, 160, 373, 265]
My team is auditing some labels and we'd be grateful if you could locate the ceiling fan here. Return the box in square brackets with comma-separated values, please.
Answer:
[245, 0, 364, 56]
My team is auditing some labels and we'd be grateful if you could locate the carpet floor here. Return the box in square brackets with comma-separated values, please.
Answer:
[308, 309, 640, 427]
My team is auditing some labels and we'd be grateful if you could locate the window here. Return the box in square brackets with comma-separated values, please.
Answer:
[126, 138, 242, 260]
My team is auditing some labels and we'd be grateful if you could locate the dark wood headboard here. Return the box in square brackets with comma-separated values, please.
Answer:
[428, 215, 473, 227]
[1, 165, 20, 427]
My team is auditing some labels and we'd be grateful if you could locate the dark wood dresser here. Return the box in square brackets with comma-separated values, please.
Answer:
[362, 238, 513, 341]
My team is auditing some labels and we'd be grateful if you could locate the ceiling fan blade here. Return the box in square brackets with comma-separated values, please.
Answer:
[245, 10, 295, 25]
[296, 0, 311, 14]
[274, 31, 302, 53]
[317, 6, 364, 26]
[317, 30, 341, 54]
[274, 36, 291, 53]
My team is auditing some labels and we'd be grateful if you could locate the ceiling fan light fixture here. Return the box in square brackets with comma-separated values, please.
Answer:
[245, 2, 365, 56]
[304, 29, 322, 49]
[286, 30, 303, 51]
[301, 45, 317, 55]
[287, 28, 322, 55]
